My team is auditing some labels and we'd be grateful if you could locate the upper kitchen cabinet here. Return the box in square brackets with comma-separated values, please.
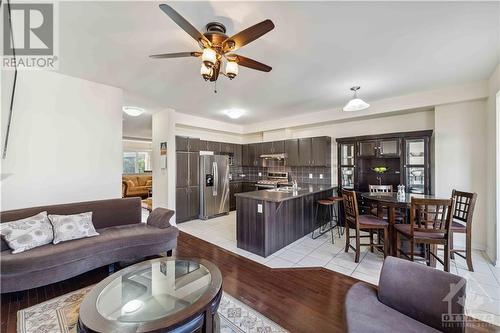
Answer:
[175, 136, 204, 152]
[272, 140, 285, 154]
[207, 141, 221, 153]
[261, 142, 273, 155]
[297, 136, 331, 166]
[311, 136, 331, 166]
[358, 139, 400, 158]
[188, 138, 203, 152]
[298, 138, 312, 166]
[176, 136, 189, 151]
[285, 139, 299, 166]
[220, 142, 233, 154]
[233, 144, 243, 166]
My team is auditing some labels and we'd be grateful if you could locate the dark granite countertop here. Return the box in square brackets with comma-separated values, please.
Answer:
[235, 184, 337, 203]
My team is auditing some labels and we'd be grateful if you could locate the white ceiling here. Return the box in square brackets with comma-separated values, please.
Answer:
[58, 1, 499, 132]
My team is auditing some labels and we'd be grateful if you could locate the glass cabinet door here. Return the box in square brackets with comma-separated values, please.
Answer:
[379, 139, 400, 156]
[358, 141, 377, 157]
[406, 139, 425, 165]
[340, 167, 355, 189]
[406, 167, 425, 194]
[340, 143, 355, 166]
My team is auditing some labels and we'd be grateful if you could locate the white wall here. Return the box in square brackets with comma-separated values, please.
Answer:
[434, 100, 488, 250]
[123, 139, 152, 152]
[486, 64, 500, 264]
[1, 71, 123, 210]
[152, 109, 176, 222]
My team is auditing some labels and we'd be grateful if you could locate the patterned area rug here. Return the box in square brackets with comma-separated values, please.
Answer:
[17, 286, 288, 333]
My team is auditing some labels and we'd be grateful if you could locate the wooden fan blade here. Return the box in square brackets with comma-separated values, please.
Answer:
[228, 54, 272, 72]
[223, 20, 274, 52]
[159, 4, 210, 47]
[150, 52, 201, 59]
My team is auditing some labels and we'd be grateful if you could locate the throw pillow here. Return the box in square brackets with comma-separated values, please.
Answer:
[0, 211, 54, 253]
[49, 212, 99, 244]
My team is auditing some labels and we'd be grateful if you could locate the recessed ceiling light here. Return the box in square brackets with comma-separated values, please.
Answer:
[123, 106, 145, 117]
[224, 109, 245, 119]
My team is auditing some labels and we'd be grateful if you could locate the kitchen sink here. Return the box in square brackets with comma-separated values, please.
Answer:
[266, 187, 301, 193]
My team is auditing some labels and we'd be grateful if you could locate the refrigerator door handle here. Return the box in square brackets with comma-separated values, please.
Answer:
[213, 161, 218, 196]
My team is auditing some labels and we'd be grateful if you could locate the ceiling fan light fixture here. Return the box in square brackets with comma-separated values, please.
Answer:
[202, 48, 217, 68]
[200, 64, 213, 81]
[226, 61, 238, 79]
[122, 106, 145, 117]
[343, 86, 370, 112]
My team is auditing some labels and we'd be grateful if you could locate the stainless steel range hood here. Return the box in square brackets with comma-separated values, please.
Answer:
[260, 153, 287, 160]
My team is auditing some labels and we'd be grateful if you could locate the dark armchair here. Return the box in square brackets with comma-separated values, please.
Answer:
[345, 256, 466, 333]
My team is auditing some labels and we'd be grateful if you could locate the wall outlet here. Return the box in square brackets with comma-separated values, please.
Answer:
[258, 172, 262, 177]
[309, 173, 313, 179]
[320, 174, 324, 179]
[257, 204, 263, 213]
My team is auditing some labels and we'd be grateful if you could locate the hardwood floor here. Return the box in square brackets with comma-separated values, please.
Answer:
[1, 231, 498, 333]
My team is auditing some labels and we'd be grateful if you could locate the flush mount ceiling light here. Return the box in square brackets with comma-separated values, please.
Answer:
[149, 4, 274, 93]
[343, 86, 370, 112]
[122, 106, 145, 117]
[224, 108, 245, 119]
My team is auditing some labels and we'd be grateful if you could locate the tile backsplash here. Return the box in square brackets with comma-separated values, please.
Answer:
[229, 160, 331, 185]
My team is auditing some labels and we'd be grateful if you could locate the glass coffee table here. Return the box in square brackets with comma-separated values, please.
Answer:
[78, 258, 222, 333]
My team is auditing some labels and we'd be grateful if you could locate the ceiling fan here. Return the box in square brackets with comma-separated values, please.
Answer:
[150, 4, 275, 86]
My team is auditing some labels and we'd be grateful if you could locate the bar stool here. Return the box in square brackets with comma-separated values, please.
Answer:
[312, 199, 342, 243]
[327, 196, 344, 236]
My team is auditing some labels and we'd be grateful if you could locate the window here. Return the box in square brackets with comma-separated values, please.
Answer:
[123, 151, 151, 174]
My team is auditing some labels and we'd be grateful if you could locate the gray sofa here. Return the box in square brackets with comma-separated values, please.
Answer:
[345, 256, 466, 333]
[1, 197, 178, 293]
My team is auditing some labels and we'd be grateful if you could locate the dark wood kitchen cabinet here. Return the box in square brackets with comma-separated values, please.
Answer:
[298, 138, 312, 166]
[207, 141, 221, 153]
[285, 139, 299, 166]
[220, 142, 233, 154]
[358, 139, 400, 158]
[242, 145, 249, 166]
[337, 130, 432, 194]
[176, 139, 200, 223]
[272, 140, 285, 153]
[245, 143, 261, 166]
[296, 136, 331, 166]
[230, 182, 243, 211]
[176, 187, 199, 222]
[311, 136, 331, 166]
[233, 144, 242, 166]
[176, 136, 204, 152]
[176, 153, 189, 187]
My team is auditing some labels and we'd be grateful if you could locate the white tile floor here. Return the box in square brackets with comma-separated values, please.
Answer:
[177, 212, 500, 326]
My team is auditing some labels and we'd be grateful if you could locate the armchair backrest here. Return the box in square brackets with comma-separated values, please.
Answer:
[378, 256, 466, 333]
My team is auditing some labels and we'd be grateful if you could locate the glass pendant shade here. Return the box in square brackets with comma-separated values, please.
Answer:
[200, 64, 213, 81]
[225, 61, 239, 79]
[343, 86, 370, 111]
[202, 48, 217, 68]
[343, 98, 370, 112]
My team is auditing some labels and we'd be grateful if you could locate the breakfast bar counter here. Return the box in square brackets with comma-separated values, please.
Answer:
[235, 185, 336, 257]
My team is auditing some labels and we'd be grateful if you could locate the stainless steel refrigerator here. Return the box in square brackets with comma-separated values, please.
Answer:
[199, 154, 230, 219]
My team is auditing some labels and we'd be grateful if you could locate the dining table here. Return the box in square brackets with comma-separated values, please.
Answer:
[360, 192, 441, 257]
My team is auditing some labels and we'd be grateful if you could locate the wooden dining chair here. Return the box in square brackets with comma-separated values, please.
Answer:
[368, 185, 393, 216]
[342, 189, 389, 263]
[394, 197, 454, 272]
[450, 189, 477, 271]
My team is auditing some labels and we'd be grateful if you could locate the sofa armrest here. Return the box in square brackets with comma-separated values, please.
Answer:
[378, 257, 466, 333]
[147, 208, 175, 229]
[146, 180, 153, 186]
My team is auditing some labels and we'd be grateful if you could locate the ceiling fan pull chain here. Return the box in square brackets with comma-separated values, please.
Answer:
[214, 80, 217, 94]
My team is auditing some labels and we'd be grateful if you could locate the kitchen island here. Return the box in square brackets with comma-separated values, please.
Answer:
[235, 185, 337, 257]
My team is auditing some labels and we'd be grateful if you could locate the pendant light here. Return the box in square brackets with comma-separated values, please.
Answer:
[343, 86, 370, 112]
